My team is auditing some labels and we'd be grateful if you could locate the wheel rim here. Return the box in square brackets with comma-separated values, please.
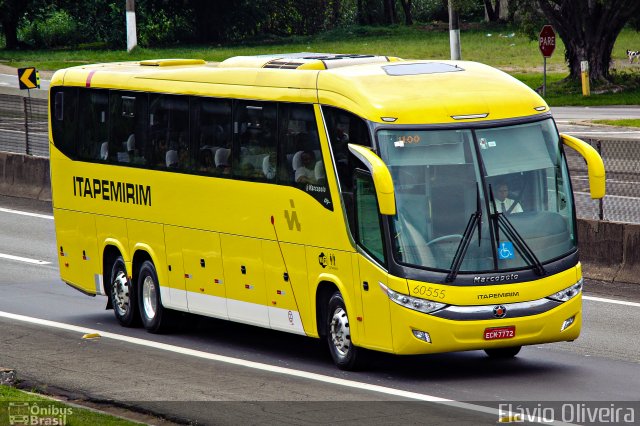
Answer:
[112, 270, 131, 317]
[329, 306, 351, 358]
[142, 275, 157, 319]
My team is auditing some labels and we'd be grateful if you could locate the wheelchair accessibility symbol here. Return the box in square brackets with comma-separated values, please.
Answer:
[498, 242, 514, 259]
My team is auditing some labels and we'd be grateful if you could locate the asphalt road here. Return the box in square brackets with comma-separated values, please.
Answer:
[0, 195, 639, 425]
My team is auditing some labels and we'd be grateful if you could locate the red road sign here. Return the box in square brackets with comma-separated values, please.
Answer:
[539, 25, 556, 58]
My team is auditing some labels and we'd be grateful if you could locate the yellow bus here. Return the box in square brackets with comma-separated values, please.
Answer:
[49, 53, 605, 370]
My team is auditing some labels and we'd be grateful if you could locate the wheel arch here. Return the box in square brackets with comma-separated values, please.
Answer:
[314, 273, 359, 341]
[129, 242, 166, 288]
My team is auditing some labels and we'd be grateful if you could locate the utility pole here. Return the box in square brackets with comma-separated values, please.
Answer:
[126, 0, 138, 52]
[449, 0, 461, 60]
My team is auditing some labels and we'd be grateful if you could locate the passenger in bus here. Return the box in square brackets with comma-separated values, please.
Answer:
[262, 153, 276, 180]
[153, 138, 168, 167]
[295, 150, 318, 184]
[99, 141, 109, 160]
[199, 147, 215, 172]
[314, 160, 326, 185]
[215, 148, 231, 175]
[166, 149, 179, 168]
[126, 134, 144, 164]
[494, 182, 523, 214]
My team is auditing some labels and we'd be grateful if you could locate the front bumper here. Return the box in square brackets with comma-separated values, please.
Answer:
[390, 294, 581, 354]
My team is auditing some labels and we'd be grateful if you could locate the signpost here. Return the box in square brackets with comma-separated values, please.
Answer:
[17, 67, 39, 90]
[538, 25, 556, 97]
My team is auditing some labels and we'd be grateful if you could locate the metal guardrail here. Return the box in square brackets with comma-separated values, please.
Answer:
[565, 138, 640, 224]
[0, 93, 637, 223]
[0, 93, 48, 157]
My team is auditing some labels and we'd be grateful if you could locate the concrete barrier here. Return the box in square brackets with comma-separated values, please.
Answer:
[0, 152, 51, 201]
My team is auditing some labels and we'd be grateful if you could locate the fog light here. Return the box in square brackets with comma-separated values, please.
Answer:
[412, 329, 432, 343]
[561, 315, 576, 331]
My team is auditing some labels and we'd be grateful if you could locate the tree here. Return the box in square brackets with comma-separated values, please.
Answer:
[383, 0, 397, 24]
[483, 0, 500, 22]
[537, 0, 640, 83]
[0, 0, 29, 49]
[399, 0, 413, 25]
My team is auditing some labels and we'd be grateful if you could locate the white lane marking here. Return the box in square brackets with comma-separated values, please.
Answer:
[0, 252, 50, 265]
[0, 310, 571, 426]
[584, 295, 640, 308]
[0, 207, 53, 220]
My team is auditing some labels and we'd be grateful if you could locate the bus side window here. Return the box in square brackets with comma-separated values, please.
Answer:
[51, 87, 79, 158]
[109, 91, 148, 165]
[322, 106, 372, 193]
[77, 89, 109, 161]
[278, 104, 332, 210]
[149, 94, 189, 169]
[234, 101, 277, 180]
[192, 98, 231, 175]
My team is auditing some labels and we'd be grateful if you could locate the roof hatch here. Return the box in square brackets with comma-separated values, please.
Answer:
[219, 53, 395, 70]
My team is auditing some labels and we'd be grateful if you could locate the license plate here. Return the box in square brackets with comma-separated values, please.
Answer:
[484, 326, 515, 340]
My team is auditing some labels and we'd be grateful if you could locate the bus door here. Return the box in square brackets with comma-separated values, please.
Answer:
[221, 234, 270, 327]
[354, 172, 393, 351]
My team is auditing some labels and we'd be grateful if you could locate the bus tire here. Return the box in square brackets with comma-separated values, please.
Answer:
[138, 260, 170, 333]
[108, 256, 139, 327]
[484, 346, 522, 358]
[327, 291, 362, 370]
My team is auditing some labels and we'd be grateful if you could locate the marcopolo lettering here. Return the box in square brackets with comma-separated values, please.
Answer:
[72, 176, 151, 206]
[306, 183, 327, 193]
[474, 273, 519, 284]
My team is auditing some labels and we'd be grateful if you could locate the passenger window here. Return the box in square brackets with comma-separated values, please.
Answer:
[234, 101, 277, 180]
[51, 87, 79, 158]
[192, 98, 232, 175]
[278, 104, 332, 210]
[149, 94, 190, 169]
[77, 89, 109, 161]
[109, 91, 148, 166]
[322, 106, 372, 193]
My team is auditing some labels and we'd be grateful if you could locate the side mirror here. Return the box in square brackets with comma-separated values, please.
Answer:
[348, 144, 396, 215]
[560, 134, 605, 199]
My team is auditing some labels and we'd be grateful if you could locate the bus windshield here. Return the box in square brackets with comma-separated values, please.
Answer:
[377, 118, 575, 274]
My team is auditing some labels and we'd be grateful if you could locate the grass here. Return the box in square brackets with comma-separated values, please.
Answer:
[0, 385, 142, 426]
[592, 119, 640, 127]
[1, 23, 640, 106]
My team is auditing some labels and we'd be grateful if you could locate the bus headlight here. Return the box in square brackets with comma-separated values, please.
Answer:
[547, 279, 583, 302]
[379, 282, 446, 314]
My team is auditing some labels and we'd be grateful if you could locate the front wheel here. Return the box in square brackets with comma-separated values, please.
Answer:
[138, 260, 171, 333]
[326, 291, 363, 370]
[484, 346, 522, 359]
[108, 256, 139, 327]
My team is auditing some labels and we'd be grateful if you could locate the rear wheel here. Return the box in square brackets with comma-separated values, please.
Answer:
[484, 346, 522, 359]
[326, 291, 363, 370]
[108, 256, 139, 327]
[138, 260, 171, 333]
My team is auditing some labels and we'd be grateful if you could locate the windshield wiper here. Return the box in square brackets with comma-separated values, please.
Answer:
[446, 184, 482, 283]
[488, 186, 546, 276]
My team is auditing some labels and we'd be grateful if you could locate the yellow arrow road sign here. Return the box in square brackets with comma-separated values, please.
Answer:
[18, 67, 38, 90]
